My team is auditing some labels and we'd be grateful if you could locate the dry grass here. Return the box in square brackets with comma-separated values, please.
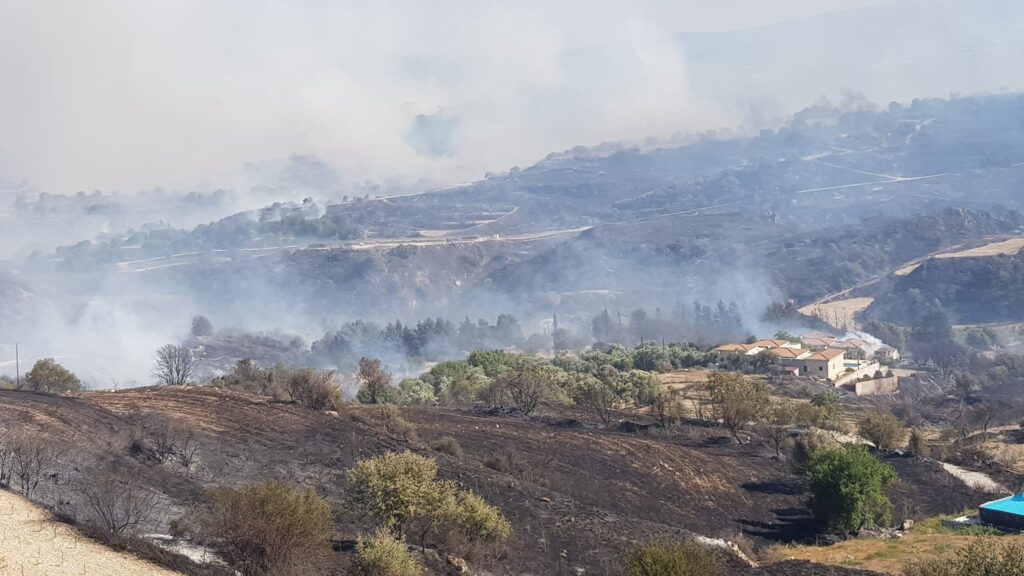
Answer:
[934, 237, 1024, 259]
[0, 488, 183, 576]
[770, 528, 1024, 574]
[798, 297, 875, 330]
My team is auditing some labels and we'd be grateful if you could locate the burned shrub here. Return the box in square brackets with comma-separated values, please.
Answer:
[200, 481, 333, 576]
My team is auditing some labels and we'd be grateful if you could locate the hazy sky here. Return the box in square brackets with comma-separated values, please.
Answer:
[0, 0, 895, 194]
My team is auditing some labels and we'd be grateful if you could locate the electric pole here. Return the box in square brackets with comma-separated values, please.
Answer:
[2, 341, 19, 388]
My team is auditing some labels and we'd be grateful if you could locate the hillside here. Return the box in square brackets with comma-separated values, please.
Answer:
[0, 387, 987, 575]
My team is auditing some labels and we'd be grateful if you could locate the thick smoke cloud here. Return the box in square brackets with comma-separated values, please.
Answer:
[0, 0, 891, 195]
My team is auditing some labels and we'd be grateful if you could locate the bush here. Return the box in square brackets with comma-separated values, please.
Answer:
[380, 405, 418, 442]
[201, 482, 333, 576]
[398, 379, 436, 405]
[621, 540, 722, 576]
[431, 436, 464, 459]
[344, 451, 511, 553]
[903, 538, 1024, 576]
[857, 411, 907, 450]
[287, 368, 341, 412]
[808, 445, 898, 533]
[25, 358, 82, 393]
[351, 529, 423, 576]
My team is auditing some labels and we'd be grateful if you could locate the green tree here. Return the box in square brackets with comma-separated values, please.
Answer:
[857, 411, 907, 450]
[572, 375, 616, 426]
[25, 358, 82, 393]
[704, 372, 768, 443]
[808, 445, 898, 533]
[398, 379, 436, 405]
[810, 392, 845, 431]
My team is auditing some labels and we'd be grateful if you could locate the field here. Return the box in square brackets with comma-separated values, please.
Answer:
[0, 489, 182, 576]
[934, 237, 1024, 259]
[798, 297, 875, 330]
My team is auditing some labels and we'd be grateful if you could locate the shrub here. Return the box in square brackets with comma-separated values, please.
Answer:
[79, 465, 159, 536]
[431, 436, 464, 459]
[621, 540, 722, 576]
[398, 379, 436, 405]
[201, 482, 333, 576]
[351, 529, 423, 576]
[344, 452, 443, 538]
[287, 368, 341, 411]
[903, 538, 1024, 576]
[857, 411, 907, 450]
[344, 451, 511, 553]
[808, 445, 898, 533]
[380, 405, 418, 442]
[908, 428, 928, 457]
[25, 358, 82, 393]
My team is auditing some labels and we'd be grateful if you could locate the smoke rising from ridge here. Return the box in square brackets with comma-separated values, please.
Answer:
[0, 0, 903, 195]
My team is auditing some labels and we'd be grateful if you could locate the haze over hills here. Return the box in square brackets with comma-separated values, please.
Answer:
[8, 3, 1024, 576]
[2, 91, 1024, 384]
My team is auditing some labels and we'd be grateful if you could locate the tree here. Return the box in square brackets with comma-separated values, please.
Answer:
[704, 372, 768, 443]
[356, 357, 397, 404]
[9, 432, 57, 499]
[25, 358, 82, 394]
[857, 411, 907, 450]
[621, 540, 722, 576]
[572, 376, 616, 426]
[970, 400, 1000, 434]
[908, 428, 928, 457]
[810, 392, 845, 431]
[191, 315, 214, 338]
[761, 400, 796, 457]
[351, 529, 423, 576]
[494, 363, 557, 416]
[201, 482, 333, 576]
[153, 344, 196, 387]
[808, 445, 897, 533]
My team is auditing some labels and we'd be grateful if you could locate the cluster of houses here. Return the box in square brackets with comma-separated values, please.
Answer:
[714, 332, 900, 385]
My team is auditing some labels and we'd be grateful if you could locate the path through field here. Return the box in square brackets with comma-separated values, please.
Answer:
[0, 489, 181, 576]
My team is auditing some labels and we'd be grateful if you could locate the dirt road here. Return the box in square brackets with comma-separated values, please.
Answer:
[0, 489, 181, 576]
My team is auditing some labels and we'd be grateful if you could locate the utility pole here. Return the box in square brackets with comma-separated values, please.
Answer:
[2, 341, 19, 388]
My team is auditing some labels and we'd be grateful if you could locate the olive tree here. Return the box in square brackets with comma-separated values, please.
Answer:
[704, 372, 768, 443]
[25, 358, 82, 394]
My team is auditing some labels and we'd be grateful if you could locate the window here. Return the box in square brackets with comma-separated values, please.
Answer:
[818, 366, 823, 371]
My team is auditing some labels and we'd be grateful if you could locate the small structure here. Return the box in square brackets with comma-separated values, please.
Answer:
[876, 345, 901, 362]
[979, 494, 1024, 530]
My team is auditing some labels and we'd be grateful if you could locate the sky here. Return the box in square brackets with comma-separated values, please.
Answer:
[0, 0, 898, 194]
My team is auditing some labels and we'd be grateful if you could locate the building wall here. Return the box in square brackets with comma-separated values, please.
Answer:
[854, 376, 898, 396]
